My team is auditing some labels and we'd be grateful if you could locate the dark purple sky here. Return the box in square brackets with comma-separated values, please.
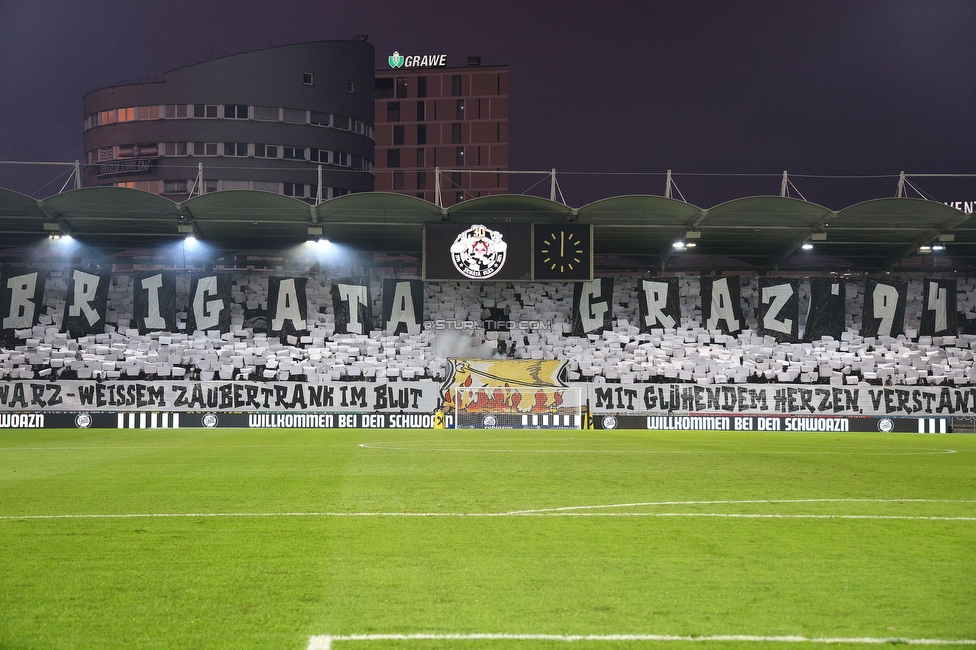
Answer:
[1, 0, 974, 208]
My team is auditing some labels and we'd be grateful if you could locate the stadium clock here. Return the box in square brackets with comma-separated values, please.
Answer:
[532, 224, 592, 280]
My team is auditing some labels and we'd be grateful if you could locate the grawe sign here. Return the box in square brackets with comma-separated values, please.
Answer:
[388, 51, 448, 68]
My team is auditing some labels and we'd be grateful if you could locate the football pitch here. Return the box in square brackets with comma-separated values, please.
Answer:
[1, 427, 974, 649]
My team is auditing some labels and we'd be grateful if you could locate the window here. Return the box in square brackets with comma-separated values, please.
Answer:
[311, 149, 330, 163]
[393, 171, 405, 190]
[163, 180, 186, 194]
[456, 147, 464, 165]
[452, 74, 462, 96]
[310, 111, 330, 127]
[253, 181, 279, 193]
[194, 104, 218, 118]
[223, 142, 248, 157]
[253, 106, 279, 121]
[416, 148, 425, 167]
[416, 101, 426, 122]
[417, 171, 427, 189]
[387, 149, 400, 168]
[456, 99, 465, 120]
[284, 183, 307, 198]
[193, 142, 218, 156]
[333, 115, 351, 130]
[283, 108, 306, 124]
[393, 125, 405, 145]
[417, 76, 427, 98]
[452, 123, 462, 144]
[417, 124, 427, 145]
[395, 77, 408, 98]
[164, 104, 188, 119]
[456, 192, 464, 203]
[387, 102, 400, 122]
[346, 80, 355, 93]
[334, 152, 349, 167]
[162, 142, 188, 156]
[282, 147, 306, 160]
[353, 120, 366, 135]
[452, 171, 461, 187]
[224, 104, 248, 119]
[375, 77, 394, 99]
[204, 180, 219, 193]
[303, 72, 314, 85]
[254, 144, 278, 158]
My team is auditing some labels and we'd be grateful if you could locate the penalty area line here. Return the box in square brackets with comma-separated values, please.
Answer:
[307, 632, 976, 649]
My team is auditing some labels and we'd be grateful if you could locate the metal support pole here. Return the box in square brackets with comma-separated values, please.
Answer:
[896, 171, 906, 198]
[780, 171, 788, 198]
[316, 165, 323, 204]
[665, 170, 672, 199]
[550, 169, 557, 202]
[434, 166, 442, 208]
[198, 163, 205, 195]
[73, 160, 81, 189]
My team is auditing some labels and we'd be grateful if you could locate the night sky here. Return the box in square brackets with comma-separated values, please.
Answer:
[1, 0, 974, 209]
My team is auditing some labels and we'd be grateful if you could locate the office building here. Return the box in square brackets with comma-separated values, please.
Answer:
[374, 56, 508, 206]
[82, 40, 375, 202]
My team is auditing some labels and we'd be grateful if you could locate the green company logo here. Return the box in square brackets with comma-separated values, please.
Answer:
[388, 51, 404, 68]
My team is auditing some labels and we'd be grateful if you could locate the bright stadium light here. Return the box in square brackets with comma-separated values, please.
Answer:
[672, 241, 686, 249]
[802, 243, 814, 250]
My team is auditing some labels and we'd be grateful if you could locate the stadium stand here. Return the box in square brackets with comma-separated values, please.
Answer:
[3, 269, 976, 388]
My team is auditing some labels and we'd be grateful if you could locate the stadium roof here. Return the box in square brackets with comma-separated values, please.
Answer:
[0, 187, 968, 271]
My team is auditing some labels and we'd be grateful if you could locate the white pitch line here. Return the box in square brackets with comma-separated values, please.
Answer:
[503, 497, 976, 515]
[307, 632, 976, 649]
[356, 443, 958, 456]
[3, 499, 975, 522]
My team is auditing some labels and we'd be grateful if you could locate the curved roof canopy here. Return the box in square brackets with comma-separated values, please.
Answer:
[0, 187, 970, 270]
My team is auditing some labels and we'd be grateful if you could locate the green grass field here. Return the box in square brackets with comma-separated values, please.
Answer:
[1, 427, 975, 650]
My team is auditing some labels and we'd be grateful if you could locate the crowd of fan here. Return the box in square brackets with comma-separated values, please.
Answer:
[2, 274, 976, 386]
